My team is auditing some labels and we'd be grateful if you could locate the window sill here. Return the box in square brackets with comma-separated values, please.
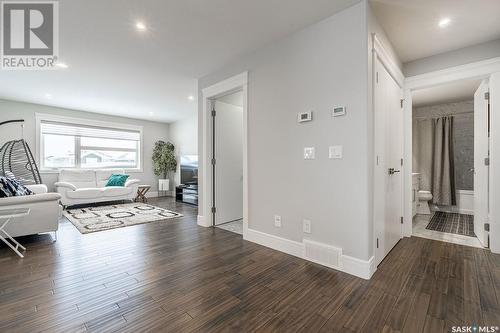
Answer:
[40, 168, 144, 174]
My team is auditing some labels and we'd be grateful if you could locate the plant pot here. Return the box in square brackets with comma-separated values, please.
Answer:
[158, 179, 170, 195]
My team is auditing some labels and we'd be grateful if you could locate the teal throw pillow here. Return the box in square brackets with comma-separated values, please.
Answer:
[106, 174, 129, 187]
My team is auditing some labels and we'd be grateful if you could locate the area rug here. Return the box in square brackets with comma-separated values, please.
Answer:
[63, 203, 183, 234]
[426, 211, 475, 237]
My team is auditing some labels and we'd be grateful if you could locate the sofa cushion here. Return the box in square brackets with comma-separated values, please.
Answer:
[66, 188, 103, 199]
[103, 186, 133, 197]
[59, 170, 97, 189]
[96, 169, 125, 187]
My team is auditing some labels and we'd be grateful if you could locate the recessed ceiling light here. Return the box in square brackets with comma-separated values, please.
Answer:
[135, 21, 147, 32]
[45, 93, 52, 99]
[55, 62, 68, 69]
[188, 95, 195, 101]
[148, 111, 154, 116]
[439, 18, 451, 28]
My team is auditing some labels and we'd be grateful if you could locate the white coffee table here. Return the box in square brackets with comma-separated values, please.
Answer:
[0, 208, 30, 258]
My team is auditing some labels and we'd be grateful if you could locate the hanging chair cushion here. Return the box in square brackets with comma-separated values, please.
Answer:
[0, 176, 34, 198]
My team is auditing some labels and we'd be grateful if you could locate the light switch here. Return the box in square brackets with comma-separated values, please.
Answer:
[329, 145, 343, 159]
[304, 147, 315, 160]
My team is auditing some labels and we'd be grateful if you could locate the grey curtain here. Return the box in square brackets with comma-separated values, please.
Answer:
[432, 116, 456, 206]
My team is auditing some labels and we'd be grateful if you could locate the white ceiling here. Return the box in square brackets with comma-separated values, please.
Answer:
[412, 78, 482, 107]
[370, 0, 500, 63]
[0, 0, 360, 123]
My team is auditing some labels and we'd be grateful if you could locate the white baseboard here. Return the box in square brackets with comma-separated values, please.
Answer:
[244, 228, 375, 280]
[244, 228, 304, 258]
[342, 254, 375, 280]
[197, 215, 210, 227]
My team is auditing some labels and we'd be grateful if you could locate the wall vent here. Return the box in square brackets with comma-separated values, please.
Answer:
[303, 239, 342, 270]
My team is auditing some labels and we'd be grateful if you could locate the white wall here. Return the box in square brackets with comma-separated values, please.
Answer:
[169, 112, 198, 187]
[404, 39, 500, 77]
[0, 99, 170, 192]
[199, 2, 372, 261]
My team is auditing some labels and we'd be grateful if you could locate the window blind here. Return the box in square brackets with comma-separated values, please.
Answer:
[40, 121, 140, 141]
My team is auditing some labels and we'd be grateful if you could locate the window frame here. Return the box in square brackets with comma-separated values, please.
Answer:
[36, 113, 144, 173]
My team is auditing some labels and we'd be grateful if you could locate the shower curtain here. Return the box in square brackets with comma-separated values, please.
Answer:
[432, 116, 456, 206]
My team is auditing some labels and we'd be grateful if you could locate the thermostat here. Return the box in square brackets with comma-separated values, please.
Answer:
[332, 106, 346, 117]
[298, 111, 313, 123]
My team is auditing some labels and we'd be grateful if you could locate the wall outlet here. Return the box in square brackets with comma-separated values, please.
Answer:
[329, 145, 343, 159]
[303, 219, 311, 234]
[304, 147, 315, 160]
[274, 215, 282, 227]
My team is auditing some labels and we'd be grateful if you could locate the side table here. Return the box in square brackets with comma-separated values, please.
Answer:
[0, 208, 30, 258]
[135, 185, 151, 203]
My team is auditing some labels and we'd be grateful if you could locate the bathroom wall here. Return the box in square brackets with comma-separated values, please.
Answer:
[413, 100, 474, 191]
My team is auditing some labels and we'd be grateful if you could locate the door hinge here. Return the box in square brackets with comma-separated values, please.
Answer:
[211, 207, 216, 214]
[485, 92, 490, 101]
[400, 99, 404, 108]
[485, 157, 490, 166]
[376, 72, 379, 83]
[485, 223, 490, 232]
[211, 158, 216, 165]
[401, 158, 404, 166]
[211, 109, 216, 117]
[376, 238, 379, 249]
[401, 216, 404, 224]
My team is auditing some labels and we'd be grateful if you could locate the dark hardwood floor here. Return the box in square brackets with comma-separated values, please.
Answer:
[0, 197, 499, 332]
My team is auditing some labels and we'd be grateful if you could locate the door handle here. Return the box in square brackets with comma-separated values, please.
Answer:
[388, 168, 400, 175]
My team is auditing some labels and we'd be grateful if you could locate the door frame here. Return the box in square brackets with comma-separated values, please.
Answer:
[372, 34, 405, 266]
[402, 57, 500, 252]
[199, 72, 248, 236]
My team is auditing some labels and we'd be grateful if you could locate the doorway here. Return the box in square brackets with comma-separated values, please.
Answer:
[409, 78, 488, 249]
[199, 72, 248, 237]
[373, 56, 404, 267]
[211, 91, 244, 235]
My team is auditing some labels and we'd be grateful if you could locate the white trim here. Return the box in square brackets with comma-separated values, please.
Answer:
[372, 34, 404, 88]
[199, 72, 249, 238]
[342, 255, 375, 280]
[405, 57, 500, 90]
[244, 228, 375, 280]
[35, 113, 144, 172]
[197, 215, 210, 227]
[244, 228, 304, 258]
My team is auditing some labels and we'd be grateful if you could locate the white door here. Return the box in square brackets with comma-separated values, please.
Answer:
[374, 58, 404, 266]
[474, 80, 490, 247]
[213, 99, 243, 225]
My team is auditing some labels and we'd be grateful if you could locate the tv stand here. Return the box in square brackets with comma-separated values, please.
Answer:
[176, 185, 198, 206]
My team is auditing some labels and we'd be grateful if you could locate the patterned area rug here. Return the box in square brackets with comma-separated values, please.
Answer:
[426, 212, 475, 237]
[63, 203, 183, 234]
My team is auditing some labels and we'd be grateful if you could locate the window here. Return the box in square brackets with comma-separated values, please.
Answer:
[37, 115, 142, 171]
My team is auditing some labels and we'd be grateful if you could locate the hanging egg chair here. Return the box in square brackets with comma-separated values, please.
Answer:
[0, 120, 42, 185]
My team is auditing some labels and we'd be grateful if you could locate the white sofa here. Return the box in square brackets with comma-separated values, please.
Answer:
[0, 184, 62, 237]
[55, 169, 140, 207]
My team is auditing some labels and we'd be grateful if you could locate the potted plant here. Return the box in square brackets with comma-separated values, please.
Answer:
[152, 141, 177, 195]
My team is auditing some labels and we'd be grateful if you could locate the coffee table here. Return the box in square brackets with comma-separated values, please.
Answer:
[0, 208, 30, 258]
[135, 185, 151, 203]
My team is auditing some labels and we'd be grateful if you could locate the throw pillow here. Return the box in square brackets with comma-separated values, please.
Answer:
[0, 176, 34, 197]
[106, 174, 129, 187]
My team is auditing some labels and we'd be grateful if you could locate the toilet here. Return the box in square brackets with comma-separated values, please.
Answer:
[417, 190, 433, 215]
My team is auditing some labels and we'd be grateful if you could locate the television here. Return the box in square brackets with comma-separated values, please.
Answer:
[180, 155, 198, 186]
